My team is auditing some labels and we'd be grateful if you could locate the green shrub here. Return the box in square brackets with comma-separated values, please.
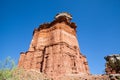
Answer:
[0, 57, 51, 80]
[0, 56, 17, 80]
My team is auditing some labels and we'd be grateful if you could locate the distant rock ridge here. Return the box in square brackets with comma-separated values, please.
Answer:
[105, 54, 120, 74]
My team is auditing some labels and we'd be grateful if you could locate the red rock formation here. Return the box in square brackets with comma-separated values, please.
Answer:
[18, 12, 90, 79]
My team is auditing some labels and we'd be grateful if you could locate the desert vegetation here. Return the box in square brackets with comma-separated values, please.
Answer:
[0, 57, 51, 80]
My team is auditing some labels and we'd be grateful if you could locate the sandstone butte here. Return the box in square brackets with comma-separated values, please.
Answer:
[18, 12, 119, 80]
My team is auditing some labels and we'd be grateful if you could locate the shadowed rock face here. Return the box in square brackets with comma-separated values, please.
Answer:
[18, 12, 90, 79]
[104, 54, 120, 74]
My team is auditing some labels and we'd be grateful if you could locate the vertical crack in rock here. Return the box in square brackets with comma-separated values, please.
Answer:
[40, 46, 46, 72]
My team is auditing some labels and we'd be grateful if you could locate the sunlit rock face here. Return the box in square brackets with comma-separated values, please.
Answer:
[18, 12, 90, 79]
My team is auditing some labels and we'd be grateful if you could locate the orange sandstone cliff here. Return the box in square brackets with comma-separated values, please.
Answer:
[18, 12, 90, 79]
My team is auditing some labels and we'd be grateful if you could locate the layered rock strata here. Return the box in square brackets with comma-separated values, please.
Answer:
[18, 12, 90, 79]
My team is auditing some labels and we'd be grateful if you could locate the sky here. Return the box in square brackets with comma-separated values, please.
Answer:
[0, 0, 120, 74]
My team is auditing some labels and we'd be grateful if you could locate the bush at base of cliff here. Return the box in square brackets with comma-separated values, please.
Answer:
[0, 57, 16, 80]
[0, 57, 51, 80]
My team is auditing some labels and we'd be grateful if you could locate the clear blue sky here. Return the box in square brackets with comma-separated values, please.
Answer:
[0, 0, 120, 74]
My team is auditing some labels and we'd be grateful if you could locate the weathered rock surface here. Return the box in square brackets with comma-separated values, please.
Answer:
[18, 12, 90, 79]
[60, 74, 110, 80]
[12, 68, 52, 80]
[13, 68, 120, 80]
[104, 54, 120, 74]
